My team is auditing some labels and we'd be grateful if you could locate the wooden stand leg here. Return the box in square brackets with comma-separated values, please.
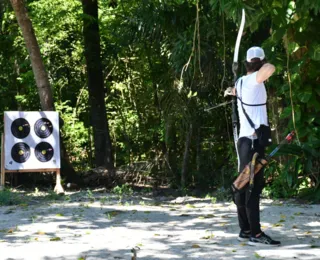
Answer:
[54, 169, 64, 194]
[0, 134, 5, 190]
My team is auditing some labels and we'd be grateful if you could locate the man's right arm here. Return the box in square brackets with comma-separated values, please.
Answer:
[256, 63, 275, 83]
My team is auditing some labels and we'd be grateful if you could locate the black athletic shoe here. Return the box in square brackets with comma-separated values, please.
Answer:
[238, 230, 251, 241]
[248, 232, 281, 246]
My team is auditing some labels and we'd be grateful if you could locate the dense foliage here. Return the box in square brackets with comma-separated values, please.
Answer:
[0, 0, 319, 200]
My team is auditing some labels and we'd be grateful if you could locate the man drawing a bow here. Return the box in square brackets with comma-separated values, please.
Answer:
[228, 46, 281, 246]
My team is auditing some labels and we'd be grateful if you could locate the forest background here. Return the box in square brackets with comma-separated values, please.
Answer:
[0, 0, 319, 201]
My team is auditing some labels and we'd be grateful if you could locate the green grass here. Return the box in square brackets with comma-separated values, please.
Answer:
[0, 189, 23, 206]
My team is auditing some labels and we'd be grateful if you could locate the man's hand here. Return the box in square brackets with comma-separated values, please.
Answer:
[224, 87, 236, 97]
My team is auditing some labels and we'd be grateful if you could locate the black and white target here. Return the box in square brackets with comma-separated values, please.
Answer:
[11, 142, 31, 163]
[11, 118, 31, 139]
[4, 111, 61, 170]
[34, 118, 53, 138]
[35, 142, 54, 162]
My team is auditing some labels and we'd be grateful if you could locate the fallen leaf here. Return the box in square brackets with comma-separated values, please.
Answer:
[179, 214, 190, 217]
[104, 211, 121, 217]
[292, 225, 298, 229]
[272, 203, 283, 206]
[200, 234, 214, 240]
[50, 237, 61, 241]
[154, 234, 160, 236]
[56, 213, 64, 217]
[192, 244, 201, 248]
[254, 252, 263, 258]
[272, 223, 283, 227]
[37, 231, 46, 235]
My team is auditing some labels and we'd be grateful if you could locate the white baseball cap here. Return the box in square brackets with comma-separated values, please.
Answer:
[246, 47, 265, 62]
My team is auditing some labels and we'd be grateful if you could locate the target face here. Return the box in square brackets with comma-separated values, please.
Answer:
[11, 142, 31, 163]
[11, 118, 31, 139]
[34, 118, 53, 138]
[35, 142, 54, 162]
[4, 111, 61, 170]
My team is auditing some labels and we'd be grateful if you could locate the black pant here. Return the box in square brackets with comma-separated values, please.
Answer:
[234, 137, 265, 236]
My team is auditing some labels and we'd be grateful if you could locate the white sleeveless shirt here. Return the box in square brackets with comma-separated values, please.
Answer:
[235, 72, 269, 138]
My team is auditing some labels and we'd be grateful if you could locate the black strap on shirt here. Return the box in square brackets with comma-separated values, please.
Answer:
[237, 78, 267, 107]
[237, 78, 267, 130]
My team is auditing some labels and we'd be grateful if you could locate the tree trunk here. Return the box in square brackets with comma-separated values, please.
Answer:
[0, 1, 5, 30]
[81, 0, 114, 170]
[10, 0, 54, 111]
[10, 0, 79, 184]
[181, 123, 193, 189]
[196, 126, 201, 175]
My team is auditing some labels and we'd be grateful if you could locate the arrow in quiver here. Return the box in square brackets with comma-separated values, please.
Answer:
[232, 131, 295, 193]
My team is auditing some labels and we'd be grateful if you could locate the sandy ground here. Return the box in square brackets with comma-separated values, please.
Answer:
[0, 189, 319, 260]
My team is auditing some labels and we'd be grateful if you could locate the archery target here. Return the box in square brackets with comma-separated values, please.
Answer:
[4, 111, 60, 170]
[35, 142, 54, 162]
[11, 118, 31, 139]
[11, 142, 31, 163]
[34, 118, 53, 138]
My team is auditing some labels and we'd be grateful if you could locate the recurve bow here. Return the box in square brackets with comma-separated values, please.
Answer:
[232, 9, 245, 172]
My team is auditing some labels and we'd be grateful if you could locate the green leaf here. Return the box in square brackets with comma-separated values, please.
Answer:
[272, 1, 283, 8]
[305, 158, 313, 172]
[298, 86, 313, 103]
[272, 27, 286, 42]
[294, 107, 301, 122]
[280, 106, 292, 119]
[187, 91, 197, 98]
[310, 43, 320, 61]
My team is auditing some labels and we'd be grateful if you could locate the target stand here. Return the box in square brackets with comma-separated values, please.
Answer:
[0, 111, 64, 194]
